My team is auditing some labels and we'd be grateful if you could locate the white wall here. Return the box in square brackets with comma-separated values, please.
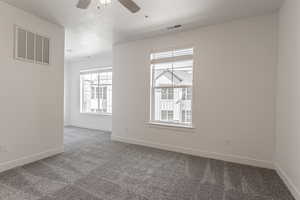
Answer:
[0, 1, 64, 172]
[112, 14, 277, 169]
[276, 0, 300, 199]
[66, 54, 113, 131]
[64, 60, 71, 125]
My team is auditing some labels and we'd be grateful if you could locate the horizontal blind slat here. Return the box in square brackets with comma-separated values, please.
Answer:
[151, 48, 193, 61]
[151, 55, 193, 64]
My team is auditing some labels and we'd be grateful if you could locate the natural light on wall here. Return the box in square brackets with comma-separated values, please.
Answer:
[80, 68, 112, 115]
[150, 48, 194, 127]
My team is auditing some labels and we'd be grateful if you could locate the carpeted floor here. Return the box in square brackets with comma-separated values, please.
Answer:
[0, 126, 295, 200]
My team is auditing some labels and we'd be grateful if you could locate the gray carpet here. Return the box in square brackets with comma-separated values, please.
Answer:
[0, 126, 294, 200]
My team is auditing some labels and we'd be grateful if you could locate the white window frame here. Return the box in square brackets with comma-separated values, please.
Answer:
[80, 67, 112, 116]
[149, 47, 194, 129]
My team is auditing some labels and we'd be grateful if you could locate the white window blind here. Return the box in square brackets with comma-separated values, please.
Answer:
[80, 68, 112, 114]
[150, 47, 193, 127]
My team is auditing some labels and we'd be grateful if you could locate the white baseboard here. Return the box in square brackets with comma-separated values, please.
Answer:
[111, 135, 274, 169]
[0, 147, 64, 173]
[276, 163, 300, 200]
[67, 124, 111, 133]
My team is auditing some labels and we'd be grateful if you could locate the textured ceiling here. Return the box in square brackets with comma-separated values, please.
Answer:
[2, 0, 284, 60]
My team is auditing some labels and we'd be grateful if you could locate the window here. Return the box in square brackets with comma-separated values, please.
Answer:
[91, 87, 96, 99]
[99, 87, 107, 100]
[182, 110, 192, 123]
[182, 88, 192, 100]
[80, 68, 112, 114]
[150, 47, 193, 127]
[15, 26, 50, 65]
[161, 88, 174, 100]
[161, 110, 174, 121]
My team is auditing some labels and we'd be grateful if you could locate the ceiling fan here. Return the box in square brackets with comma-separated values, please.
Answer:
[76, 0, 141, 13]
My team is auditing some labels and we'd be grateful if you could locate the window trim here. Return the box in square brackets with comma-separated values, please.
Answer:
[147, 121, 195, 130]
[149, 46, 195, 129]
[80, 112, 112, 116]
[80, 67, 112, 115]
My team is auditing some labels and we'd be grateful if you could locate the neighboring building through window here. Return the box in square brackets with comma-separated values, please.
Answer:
[91, 87, 96, 99]
[182, 87, 192, 100]
[161, 110, 174, 121]
[150, 47, 193, 126]
[182, 110, 192, 123]
[161, 88, 174, 100]
[80, 68, 112, 114]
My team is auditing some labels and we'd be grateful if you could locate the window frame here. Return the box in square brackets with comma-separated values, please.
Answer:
[80, 67, 112, 116]
[149, 47, 195, 129]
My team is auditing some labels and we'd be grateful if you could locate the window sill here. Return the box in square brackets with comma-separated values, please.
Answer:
[147, 121, 195, 130]
[80, 112, 112, 116]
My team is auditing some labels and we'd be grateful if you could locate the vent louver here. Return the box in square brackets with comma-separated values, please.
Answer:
[15, 26, 50, 65]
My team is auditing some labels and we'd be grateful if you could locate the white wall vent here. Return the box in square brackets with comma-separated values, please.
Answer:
[14, 26, 50, 65]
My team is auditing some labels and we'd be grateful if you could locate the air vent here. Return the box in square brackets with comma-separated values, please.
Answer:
[167, 24, 182, 31]
[15, 26, 50, 65]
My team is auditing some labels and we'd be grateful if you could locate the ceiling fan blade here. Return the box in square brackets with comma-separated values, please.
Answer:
[118, 0, 141, 13]
[76, 0, 92, 9]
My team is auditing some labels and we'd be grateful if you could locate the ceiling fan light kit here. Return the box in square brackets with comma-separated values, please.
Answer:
[77, 0, 140, 13]
[99, 0, 111, 7]
[76, 0, 91, 9]
[118, 0, 140, 13]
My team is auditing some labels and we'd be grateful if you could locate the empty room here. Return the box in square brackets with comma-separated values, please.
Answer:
[0, 0, 299, 199]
